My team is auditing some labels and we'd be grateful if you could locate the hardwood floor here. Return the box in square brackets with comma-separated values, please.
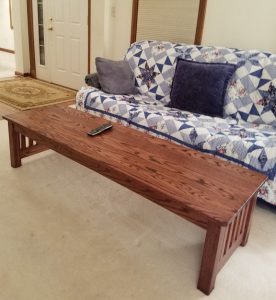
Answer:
[0, 75, 18, 119]
[0, 100, 75, 120]
[0, 74, 76, 120]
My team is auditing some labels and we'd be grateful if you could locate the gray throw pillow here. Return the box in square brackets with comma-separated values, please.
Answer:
[95, 57, 138, 95]
[85, 73, 101, 88]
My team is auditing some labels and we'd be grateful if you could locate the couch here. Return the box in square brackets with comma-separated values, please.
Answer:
[76, 40, 276, 206]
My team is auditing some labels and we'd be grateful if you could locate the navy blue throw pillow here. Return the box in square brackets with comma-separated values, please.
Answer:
[170, 59, 237, 117]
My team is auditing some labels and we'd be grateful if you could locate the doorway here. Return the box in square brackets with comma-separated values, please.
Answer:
[32, 0, 89, 89]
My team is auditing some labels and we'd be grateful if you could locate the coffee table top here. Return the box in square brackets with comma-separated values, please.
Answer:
[4, 105, 267, 226]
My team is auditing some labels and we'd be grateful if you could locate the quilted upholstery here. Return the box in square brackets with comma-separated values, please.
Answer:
[126, 41, 188, 104]
[76, 41, 276, 206]
[126, 41, 276, 126]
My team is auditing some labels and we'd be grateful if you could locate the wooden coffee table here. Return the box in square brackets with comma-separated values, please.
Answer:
[3, 105, 266, 295]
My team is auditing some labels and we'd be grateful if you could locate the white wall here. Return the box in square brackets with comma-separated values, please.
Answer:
[202, 0, 276, 53]
[90, 0, 106, 71]
[12, 0, 30, 74]
[90, 0, 132, 72]
[0, 0, 14, 50]
[108, 0, 132, 59]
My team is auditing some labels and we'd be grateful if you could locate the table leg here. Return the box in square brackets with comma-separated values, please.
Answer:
[8, 122, 22, 168]
[197, 222, 227, 295]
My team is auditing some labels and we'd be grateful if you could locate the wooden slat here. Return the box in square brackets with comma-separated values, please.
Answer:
[229, 215, 238, 248]
[223, 223, 232, 255]
[28, 138, 34, 147]
[21, 144, 48, 158]
[20, 134, 26, 150]
[240, 202, 250, 234]
[234, 210, 243, 241]
[241, 195, 258, 246]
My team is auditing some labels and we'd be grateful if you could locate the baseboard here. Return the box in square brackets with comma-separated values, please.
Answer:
[0, 47, 15, 54]
[14, 71, 31, 77]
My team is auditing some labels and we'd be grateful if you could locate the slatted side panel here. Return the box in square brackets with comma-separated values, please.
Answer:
[218, 201, 252, 270]
[19, 134, 46, 158]
[136, 0, 200, 43]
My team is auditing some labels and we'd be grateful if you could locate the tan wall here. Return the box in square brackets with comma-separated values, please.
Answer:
[12, 0, 30, 74]
[90, 0, 106, 72]
[202, 0, 276, 53]
[109, 0, 132, 59]
[0, 0, 14, 50]
[90, 0, 132, 72]
[136, 0, 199, 44]
[90, 0, 276, 74]
[11, 0, 276, 78]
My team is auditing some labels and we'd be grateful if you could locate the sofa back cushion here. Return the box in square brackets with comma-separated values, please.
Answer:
[125, 41, 189, 104]
[181, 46, 276, 126]
[125, 41, 276, 126]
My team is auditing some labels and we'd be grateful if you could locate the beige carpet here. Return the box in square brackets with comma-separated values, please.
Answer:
[0, 77, 76, 110]
[0, 119, 276, 300]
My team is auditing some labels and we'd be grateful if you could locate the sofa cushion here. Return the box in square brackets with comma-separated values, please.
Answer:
[95, 57, 138, 95]
[170, 59, 236, 117]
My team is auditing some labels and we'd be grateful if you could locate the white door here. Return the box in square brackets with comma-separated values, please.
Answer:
[33, 0, 88, 89]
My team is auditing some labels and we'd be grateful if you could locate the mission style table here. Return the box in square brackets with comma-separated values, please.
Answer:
[3, 105, 266, 295]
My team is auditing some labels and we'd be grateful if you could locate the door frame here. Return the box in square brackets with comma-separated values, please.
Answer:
[26, 0, 36, 78]
[26, 0, 91, 79]
[130, 0, 208, 45]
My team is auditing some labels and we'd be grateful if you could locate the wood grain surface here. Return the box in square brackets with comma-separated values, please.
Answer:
[4, 105, 266, 227]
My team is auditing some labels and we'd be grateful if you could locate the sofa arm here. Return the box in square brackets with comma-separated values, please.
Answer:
[85, 73, 101, 89]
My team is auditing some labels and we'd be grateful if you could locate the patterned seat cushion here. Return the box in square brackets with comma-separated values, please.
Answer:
[76, 86, 276, 205]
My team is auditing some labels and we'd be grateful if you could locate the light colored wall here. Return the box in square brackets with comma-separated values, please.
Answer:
[109, 0, 132, 59]
[136, 0, 199, 44]
[10, 0, 131, 76]
[202, 0, 276, 53]
[90, 0, 106, 71]
[90, 0, 132, 72]
[0, 0, 14, 50]
[12, 0, 30, 74]
[10, 0, 276, 78]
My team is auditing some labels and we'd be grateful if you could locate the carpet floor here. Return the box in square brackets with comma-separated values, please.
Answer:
[0, 119, 276, 300]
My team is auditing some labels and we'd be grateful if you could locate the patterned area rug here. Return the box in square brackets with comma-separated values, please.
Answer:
[0, 77, 76, 110]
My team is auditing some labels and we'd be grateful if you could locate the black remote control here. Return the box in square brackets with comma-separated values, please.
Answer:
[87, 122, 113, 136]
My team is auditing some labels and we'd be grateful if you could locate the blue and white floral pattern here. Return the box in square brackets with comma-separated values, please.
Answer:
[76, 41, 276, 206]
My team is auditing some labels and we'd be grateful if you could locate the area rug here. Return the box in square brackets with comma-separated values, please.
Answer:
[0, 77, 76, 110]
